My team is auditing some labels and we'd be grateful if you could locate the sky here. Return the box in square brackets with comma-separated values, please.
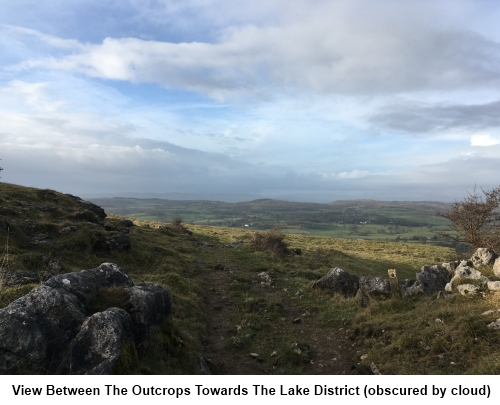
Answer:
[1, 0, 500, 202]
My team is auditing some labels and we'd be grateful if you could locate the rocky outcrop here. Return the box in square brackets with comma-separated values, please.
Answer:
[453, 261, 483, 280]
[65, 194, 107, 222]
[442, 261, 460, 275]
[57, 308, 135, 375]
[357, 276, 391, 299]
[0, 263, 171, 374]
[457, 284, 481, 296]
[127, 282, 172, 342]
[398, 279, 417, 298]
[404, 265, 451, 296]
[105, 233, 131, 251]
[471, 248, 497, 267]
[312, 268, 359, 297]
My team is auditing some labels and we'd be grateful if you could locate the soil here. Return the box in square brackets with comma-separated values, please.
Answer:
[201, 266, 358, 375]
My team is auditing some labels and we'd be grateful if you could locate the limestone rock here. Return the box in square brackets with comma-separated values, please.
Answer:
[454, 263, 483, 280]
[399, 279, 417, 298]
[127, 282, 172, 342]
[442, 261, 460, 275]
[471, 248, 497, 267]
[412, 265, 451, 296]
[0, 263, 171, 374]
[358, 276, 391, 299]
[65, 194, 107, 221]
[256, 272, 272, 285]
[457, 284, 481, 296]
[0, 284, 86, 373]
[60, 226, 77, 233]
[487, 319, 500, 330]
[313, 268, 359, 297]
[487, 281, 500, 292]
[494, 257, 500, 277]
[45, 263, 133, 307]
[105, 234, 131, 251]
[58, 308, 135, 375]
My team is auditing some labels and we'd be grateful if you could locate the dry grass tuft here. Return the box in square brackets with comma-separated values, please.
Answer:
[169, 217, 187, 233]
[252, 226, 289, 258]
[88, 286, 131, 315]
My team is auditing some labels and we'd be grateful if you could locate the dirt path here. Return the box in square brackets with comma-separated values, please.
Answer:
[201, 266, 357, 375]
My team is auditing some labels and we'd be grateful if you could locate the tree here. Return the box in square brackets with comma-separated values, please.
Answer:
[437, 185, 500, 252]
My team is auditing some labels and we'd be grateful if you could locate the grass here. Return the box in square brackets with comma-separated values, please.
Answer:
[1, 181, 500, 374]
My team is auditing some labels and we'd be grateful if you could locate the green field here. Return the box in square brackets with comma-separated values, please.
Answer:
[88, 197, 460, 248]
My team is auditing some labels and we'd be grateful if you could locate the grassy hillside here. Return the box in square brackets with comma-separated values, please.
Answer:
[2, 182, 500, 374]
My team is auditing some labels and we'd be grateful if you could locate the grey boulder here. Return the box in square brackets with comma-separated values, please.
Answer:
[471, 248, 497, 267]
[0, 263, 171, 374]
[313, 267, 359, 297]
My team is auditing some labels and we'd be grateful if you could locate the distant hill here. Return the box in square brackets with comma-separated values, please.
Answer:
[88, 196, 455, 246]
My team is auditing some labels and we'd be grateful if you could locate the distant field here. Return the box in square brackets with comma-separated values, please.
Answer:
[88, 197, 463, 250]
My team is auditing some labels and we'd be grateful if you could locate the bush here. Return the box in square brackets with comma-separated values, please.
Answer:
[168, 217, 191, 234]
[437, 185, 500, 252]
[252, 226, 289, 258]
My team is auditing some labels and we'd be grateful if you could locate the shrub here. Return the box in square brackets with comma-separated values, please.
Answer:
[437, 185, 500, 252]
[252, 226, 289, 258]
[167, 217, 191, 234]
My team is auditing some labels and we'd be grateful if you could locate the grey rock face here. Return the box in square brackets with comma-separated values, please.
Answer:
[105, 234, 131, 251]
[358, 276, 391, 299]
[313, 267, 359, 297]
[407, 265, 451, 296]
[0, 263, 171, 374]
[398, 279, 417, 298]
[127, 282, 172, 342]
[471, 248, 497, 267]
[0, 284, 87, 373]
[58, 308, 135, 375]
[44, 263, 133, 307]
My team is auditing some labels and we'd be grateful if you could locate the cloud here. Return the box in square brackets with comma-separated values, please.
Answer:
[338, 170, 369, 179]
[7, 4, 500, 101]
[470, 133, 500, 146]
[369, 100, 500, 134]
[3, 2, 500, 202]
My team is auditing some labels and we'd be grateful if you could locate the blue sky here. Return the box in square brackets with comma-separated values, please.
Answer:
[1, 0, 500, 202]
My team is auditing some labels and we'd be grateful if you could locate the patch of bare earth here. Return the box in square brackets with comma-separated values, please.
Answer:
[202, 267, 357, 374]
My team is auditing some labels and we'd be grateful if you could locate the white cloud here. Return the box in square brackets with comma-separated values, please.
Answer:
[7, 3, 500, 102]
[338, 169, 369, 179]
[470, 133, 500, 146]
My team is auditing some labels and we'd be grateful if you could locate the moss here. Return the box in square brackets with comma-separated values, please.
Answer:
[0, 284, 38, 308]
[112, 342, 139, 374]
